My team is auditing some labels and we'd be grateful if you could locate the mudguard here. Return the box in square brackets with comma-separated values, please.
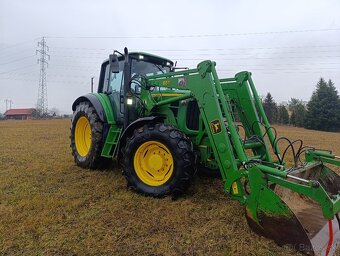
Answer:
[72, 94, 107, 123]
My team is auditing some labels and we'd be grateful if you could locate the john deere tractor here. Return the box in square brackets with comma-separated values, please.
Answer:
[71, 47, 340, 255]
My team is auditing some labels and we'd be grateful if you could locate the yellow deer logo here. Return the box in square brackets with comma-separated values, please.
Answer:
[210, 120, 222, 134]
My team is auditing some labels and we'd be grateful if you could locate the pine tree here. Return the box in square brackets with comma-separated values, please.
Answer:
[290, 111, 296, 126]
[294, 104, 307, 127]
[288, 98, 301, 112]
[277, 105, 289, 124]
[263, 92, 278, 123]
[304, 78, 340, 131]
[288, 98, 306, 127]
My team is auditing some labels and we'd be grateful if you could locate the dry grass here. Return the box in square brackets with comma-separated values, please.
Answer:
[0, 119, 339, 255]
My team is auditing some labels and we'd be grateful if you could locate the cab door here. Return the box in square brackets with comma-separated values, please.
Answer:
[98, 61, 124, 124]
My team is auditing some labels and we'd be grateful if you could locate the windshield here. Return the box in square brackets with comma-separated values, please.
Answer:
[131, 59, 170, 77]
[130, 59, 172, 93]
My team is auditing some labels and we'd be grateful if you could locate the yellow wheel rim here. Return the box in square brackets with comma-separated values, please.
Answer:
[134, 141, 174, 186]
[75, 116, 92, 157]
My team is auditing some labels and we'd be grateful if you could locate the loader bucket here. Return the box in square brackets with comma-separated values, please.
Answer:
[246, 162, 340, 255]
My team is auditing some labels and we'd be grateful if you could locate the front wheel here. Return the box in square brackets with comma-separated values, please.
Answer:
[121, 123, 196, 197]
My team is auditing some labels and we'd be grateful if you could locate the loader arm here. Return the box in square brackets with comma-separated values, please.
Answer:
[143, 60, 340, 255]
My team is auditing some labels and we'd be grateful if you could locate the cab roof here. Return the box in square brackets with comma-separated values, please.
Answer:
[130, 52, 173, 65]
[102, 52, 174, 67]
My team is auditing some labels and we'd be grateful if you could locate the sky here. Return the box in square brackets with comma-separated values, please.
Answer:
[0, 0, 340, 114]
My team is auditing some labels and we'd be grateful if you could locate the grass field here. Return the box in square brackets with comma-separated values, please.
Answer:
[0, 119, 339, 255]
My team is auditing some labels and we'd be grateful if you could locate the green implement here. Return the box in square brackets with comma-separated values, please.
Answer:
[71, 48, 340, 255]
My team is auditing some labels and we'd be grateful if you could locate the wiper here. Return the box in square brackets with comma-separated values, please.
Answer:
[154, 64, 165, 74]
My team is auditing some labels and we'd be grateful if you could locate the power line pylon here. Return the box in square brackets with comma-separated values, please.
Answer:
[4, 99, 13, 111]
[36, 37, 50, 116]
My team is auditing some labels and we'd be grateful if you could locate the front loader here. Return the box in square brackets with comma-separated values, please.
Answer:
[70, 47, 340, 255]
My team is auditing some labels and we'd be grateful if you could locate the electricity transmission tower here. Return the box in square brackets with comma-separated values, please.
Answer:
[4, 99, 13, 111]
[36, 37, 50, 116]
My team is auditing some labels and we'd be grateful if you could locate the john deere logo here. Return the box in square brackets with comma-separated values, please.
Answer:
[210, 119, 221, 134]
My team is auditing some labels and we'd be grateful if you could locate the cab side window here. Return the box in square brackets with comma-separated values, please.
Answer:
[102, 61, 124, 93]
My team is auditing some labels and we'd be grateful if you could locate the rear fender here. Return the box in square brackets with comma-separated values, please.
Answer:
[72, 93, 114, 149]
[72, 94, 107, 123]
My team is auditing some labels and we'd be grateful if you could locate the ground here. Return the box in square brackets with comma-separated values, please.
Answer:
[0, 119, 339, 255]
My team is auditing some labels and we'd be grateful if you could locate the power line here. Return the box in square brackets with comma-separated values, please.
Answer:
[0, 64, 36, 75]
[50, 54, 105, 59]
[176, 55, 340, 61]
[0, 38, 40, 51]
[0, 76, 91, 84]
[217, 67, 340, 71]
[45, 28, 340, 39]
[167, 49, 340, 56]
[0, 47, 36, 58]
[45, 62, 340, 70]
[1, 28, 337, 55]
[1, 51, 337, 69]
[1, 56, 338, 77]
[47, 49, 340, 59]
[0, 55, 36, 66]
[1, 61, 338, 79]
[49, 46, 109, 51]
[136, 45, 340, 52]
[47, 44, 340, 54]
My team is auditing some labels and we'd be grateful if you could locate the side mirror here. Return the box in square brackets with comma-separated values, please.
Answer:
[109, 53, 119, 73]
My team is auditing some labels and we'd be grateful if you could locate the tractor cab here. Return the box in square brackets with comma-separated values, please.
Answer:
[97, 49, 174, 127]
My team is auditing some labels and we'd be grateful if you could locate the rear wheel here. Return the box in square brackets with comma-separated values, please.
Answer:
[70, 102, 109, 169]
[121, 123, 196, 197]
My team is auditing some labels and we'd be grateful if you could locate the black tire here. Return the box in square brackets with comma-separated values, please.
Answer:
[70, 102, 109, 169]
[121, 123, 196, 197]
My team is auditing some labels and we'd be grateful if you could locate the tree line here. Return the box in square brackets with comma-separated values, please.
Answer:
[262, 78, 340, 132]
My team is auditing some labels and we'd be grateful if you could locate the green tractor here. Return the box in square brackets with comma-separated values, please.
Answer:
[71, 47, 340, 255]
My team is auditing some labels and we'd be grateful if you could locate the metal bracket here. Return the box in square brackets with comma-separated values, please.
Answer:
[197, 60, 213, 78]
[235, 71, 250, 85]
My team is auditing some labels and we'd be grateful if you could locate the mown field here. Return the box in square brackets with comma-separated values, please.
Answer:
[0, 119, 339, 256]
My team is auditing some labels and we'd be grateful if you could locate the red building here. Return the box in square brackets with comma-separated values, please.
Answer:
[4, 108, 37, 120]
